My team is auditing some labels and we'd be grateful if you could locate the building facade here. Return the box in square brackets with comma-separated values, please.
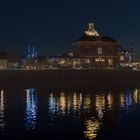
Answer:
[71, 23, 123, 68]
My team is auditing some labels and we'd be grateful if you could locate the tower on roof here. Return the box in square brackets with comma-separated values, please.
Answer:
[85, 23, 99, 36]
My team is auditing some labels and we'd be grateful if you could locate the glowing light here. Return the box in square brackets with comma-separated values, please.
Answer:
[48, 91, 66, 117]
[124, 89, 132, 112]
[95, 58, 105, 62]
[85, 59, 90, 64]
[133, 89, 139, 103]
[48, 92, 84, 117]
[25, 88, 38, 130]
[83, 95, 91, 112]
[107, 93, 114, 110]
[67, 96, 71, 115]
[59, 91, 66, 115]
[108, 59, 113, 66]
[84, 117, 100, 140]
[0, 90, 5, 131]
[73, 92, 77, 111]
[120, 56, 125, 61]
[72, 92, 83, 113]
[125, 90, 132, 106]
[95, 95, 105, 119]
[48, 93, 57, 118]
[120, 93, 125, 108]
[79, 93, 83, 110]
[58, 59, 65, 65]
[85, 23, 99, 36]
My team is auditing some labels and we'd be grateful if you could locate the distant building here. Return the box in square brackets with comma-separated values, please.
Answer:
[0, 51, 8, 70]
[7, 51, 20, 69]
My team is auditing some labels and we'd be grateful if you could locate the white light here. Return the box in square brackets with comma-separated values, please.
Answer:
[85, 23, 99, 36]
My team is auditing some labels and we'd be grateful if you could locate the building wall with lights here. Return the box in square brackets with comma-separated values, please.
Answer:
[70, 23, 127, 68]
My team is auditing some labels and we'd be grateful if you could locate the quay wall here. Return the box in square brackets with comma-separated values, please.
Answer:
[0, 69, 140, 80]
[0, 69, 140, 83]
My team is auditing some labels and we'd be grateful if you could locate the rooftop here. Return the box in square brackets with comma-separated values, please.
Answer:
[75, 22, 118, 43]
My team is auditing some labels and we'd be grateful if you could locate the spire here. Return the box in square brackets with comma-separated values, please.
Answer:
[27, 45, 31, 58]
[85, 22, 99, 36]
[32, 45, 37, 58]
[33, 45, 35, 53]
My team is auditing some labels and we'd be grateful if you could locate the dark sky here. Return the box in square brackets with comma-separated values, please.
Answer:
[0, 0, 140, 55]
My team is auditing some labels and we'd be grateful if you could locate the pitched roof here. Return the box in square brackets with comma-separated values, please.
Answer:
[75, 33, 117, 42]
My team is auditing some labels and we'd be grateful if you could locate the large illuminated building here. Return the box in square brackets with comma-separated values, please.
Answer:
[70, 23, 125, 68]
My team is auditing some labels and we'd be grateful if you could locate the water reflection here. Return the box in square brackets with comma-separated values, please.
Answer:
[107, 93, 114, 110]
[120, 93, 125, 108]
[59, 91, 66, 116]
[0, 90, 5, 131]
[84, 117, 101, 140]
[48, 92, 84, 118]
[133, 89, 139, 103]
[48, 89, 140, 139]
[95, 95, 105, 119]
[1, 85, 140, 140]
[119, 89, 133, 112]
[48, 90, 140, 118]
[133, 88, 140, 104]
[25, 88, 38, 130]
[83, 95, 91, 112]
[125, 90, 132, 107]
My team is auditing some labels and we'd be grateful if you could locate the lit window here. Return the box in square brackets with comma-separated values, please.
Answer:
[58, 59, 65, 65]
[120, 56, 125, 61]
[108, 59, 113, 66]
[85, 59, 90, 64]
[95, 58, 99, 62]
[95, 58, 105, 62]
[68, 52, 73, 56]
[97, 48, 102, 54]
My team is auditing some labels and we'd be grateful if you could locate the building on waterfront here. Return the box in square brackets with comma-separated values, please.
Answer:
[59, 22, 134, 69]
[71, 23, 123, 68]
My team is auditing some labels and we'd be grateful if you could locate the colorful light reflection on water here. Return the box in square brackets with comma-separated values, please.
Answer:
[0, 90, 5, 131]
[25, 88, 38, 130]
[0, 88, 140, 139]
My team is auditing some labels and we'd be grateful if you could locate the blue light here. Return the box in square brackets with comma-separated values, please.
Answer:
[25, 88, 38, 130]
[125, 89, 132, 112]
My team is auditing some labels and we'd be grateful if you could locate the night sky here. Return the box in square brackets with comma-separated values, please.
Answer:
[0, 0, 140, 56]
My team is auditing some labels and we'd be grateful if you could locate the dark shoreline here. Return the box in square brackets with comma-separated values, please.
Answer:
[0, 69, 140, 89]
[0, 69, 140, 79]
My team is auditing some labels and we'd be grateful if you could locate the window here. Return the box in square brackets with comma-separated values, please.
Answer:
[85, 59, 90, 64]
[97, 47, 102, 54]
[108, 59, 113, 66]
[120, 56, 125, 61]
[95, 58, 105, 62]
